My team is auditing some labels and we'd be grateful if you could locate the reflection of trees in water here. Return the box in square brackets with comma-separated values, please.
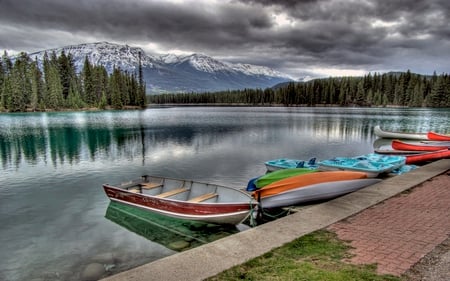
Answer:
[1, 108, 444, 169]
[0, 117, 377, 169]
[0, 123, 244, 169]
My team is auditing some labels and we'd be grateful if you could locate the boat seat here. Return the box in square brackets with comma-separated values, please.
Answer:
[188, 193, 218, 203]
[128, 188, 141, 193]
[140, 182, 163, 189]
[155, 188, 189, 198]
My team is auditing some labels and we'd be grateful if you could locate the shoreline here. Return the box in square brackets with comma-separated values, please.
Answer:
[100, 159, 450, 281]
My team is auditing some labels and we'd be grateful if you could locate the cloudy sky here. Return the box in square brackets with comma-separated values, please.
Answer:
[1, 0, 449, 79]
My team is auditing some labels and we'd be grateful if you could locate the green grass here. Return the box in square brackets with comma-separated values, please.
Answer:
[205, 230, 401, 281]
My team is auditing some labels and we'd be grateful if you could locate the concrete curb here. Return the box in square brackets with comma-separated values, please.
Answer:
[101, 159, 450, 281]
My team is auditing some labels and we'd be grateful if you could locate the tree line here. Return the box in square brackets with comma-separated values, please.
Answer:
[149, 71, 450, 107]
[0, 50, 146, 112]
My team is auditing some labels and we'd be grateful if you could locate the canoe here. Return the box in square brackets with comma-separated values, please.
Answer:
[103, 175, 258, 225]
[374, 125, 428, 140]
[374, 149, 425, 155]
[405, 149, 450, 164]
[258, 178, 382, 208]
[105, 201, 239, 251]
[264, 157, 318, 171]
[391, 139, 448, 152]
[427, 131, 450, 141]
[318, 153, 406, 177]
[253, 171, 368, 199]
[245, 168, 318, 192]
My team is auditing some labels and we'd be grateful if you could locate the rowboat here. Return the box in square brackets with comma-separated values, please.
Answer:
[391, 139, 449, 152]
[405, 149, 450, 164]
[105, 201, 239, 251]
[264, 157, 318, 171]
[374, 125, 428, 140]
[318, 153, 406, 177]
[103, 175, 258, 225]
[427, 131, 450, 141]
[253, 171, 381, 208]
[246, 168, 318, 191]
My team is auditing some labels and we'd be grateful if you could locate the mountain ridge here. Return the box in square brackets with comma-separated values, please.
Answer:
[28, 42, 293, 94]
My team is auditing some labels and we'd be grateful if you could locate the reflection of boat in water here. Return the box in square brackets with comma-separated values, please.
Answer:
[105, 201, 239, 252]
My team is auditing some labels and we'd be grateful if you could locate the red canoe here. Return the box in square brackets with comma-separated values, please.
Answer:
[391, 140, 449, 152]
[405, 149, 450, 164]
[427, 131, 450, 141]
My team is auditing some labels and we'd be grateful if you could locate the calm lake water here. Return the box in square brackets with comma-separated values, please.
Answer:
[1, 106, 449, 281]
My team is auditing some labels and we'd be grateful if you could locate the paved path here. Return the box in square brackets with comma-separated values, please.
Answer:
[328, 172, 450, 276]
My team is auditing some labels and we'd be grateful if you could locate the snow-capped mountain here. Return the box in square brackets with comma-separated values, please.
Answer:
[28, 42, 292, 93]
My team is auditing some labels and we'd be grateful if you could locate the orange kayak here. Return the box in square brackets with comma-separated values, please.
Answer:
[253, 171, 368, 198]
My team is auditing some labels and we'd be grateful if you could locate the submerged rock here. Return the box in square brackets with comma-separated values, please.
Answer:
[81, 263, 105, 281]
[168, 240, 190, 251]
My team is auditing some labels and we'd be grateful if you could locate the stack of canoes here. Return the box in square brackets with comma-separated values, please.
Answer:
[250, 170, 381, 209]
[373, 126, 450, 163]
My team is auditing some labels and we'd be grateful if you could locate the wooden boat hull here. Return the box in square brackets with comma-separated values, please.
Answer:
[103, 176, 258, 225]
[391, 140, 448, 151]
[318, 154, 406, 178]
[374, 125, 428, 140]
[253, 171, 368, 198]
[427, 131, 450, 141]
[260, 178, 381, 208]
[405, 149, 450, 164]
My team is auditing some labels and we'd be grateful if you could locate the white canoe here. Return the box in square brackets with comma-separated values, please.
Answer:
[374, 125, 428, 140]
[260, 178, 381, 208]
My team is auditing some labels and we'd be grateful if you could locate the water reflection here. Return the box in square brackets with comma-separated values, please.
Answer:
[2, 107, 437, 169]
[0, 107, 449, 281]
[105, 201, 240, 252]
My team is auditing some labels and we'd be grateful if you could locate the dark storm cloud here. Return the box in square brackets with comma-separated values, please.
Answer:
[0, 0, 273, 51]
[0, 0, 449, 78]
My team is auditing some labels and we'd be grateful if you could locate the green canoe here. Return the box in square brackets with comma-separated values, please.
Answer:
[256, 168, 318, 188]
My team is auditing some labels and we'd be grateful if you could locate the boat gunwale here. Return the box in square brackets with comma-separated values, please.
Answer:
[103, 183, 256, 206]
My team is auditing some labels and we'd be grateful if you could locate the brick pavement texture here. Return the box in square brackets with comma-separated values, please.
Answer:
[327, 172, 450, 276]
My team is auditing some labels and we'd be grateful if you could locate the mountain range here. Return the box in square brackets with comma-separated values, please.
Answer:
[28, 42, 293, 94]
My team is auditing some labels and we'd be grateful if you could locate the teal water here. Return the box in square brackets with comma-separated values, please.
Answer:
[0, 107, 449, 280]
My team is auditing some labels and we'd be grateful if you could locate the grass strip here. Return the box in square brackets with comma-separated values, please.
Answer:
[206, 230, 401, 281]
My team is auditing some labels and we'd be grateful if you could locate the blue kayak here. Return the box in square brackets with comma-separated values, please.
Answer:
[264, 157, 318, 171]
[318, 153, 406, 178]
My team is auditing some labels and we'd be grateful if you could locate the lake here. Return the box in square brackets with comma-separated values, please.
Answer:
[0, 106, 449, 281]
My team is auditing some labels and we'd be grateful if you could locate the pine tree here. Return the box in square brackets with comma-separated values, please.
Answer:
[30, 60, 44, 111]
[82, 56, 95, 106]
[137, 51, 147, 107]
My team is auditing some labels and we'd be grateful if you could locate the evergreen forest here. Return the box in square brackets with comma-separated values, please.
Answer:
[149, 71, 450, 107]
[0, 51, 146, 112]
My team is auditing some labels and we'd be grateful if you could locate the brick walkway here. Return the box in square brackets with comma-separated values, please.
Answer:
[327, 172, 450, 276]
